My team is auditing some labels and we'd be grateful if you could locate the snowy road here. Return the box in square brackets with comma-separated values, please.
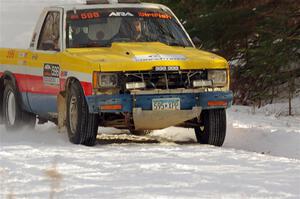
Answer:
[1, 140, 299, 199]
[1, 107, 300, 199]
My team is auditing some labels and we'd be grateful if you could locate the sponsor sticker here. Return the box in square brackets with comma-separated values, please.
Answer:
[138, 12, 172, 19]
[43, 63, 60, 86]
[18, 52, 28, 58]
[60, 71, 68, 77]
[109, 12, 134, 17]
[134, 54, 187, 62]
[6, 49, 15, 59]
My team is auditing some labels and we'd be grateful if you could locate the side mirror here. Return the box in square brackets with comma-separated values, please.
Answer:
[192, 36, 202, 48]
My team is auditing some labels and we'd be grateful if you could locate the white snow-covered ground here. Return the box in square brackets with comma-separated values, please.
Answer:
[1, 0, 300, 198]
[1, 104, 300, 199]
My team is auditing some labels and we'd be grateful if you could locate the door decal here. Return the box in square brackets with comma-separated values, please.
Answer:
[43, 63, 60, 86]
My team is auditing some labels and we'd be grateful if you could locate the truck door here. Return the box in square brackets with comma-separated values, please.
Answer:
[25, 9, 63, 118]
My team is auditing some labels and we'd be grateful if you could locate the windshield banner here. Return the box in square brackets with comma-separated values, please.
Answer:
[67, 9, 172, 20]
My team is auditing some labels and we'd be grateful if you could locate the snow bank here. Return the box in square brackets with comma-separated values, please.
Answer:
[257, 96, 300, 116]
[224, 106, 300, 159]
[224, 96, 300, 159]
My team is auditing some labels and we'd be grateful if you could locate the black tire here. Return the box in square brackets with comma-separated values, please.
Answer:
[194, 109, 226, 147]
[3, 81, 36, 130]
[66, 81, 99, 146]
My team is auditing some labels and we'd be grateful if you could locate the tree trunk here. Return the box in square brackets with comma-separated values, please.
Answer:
[288, 70, 295, 116]
[288, 89, 292, 116]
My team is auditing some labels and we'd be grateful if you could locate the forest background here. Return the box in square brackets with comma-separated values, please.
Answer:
[146, 0, 300, 113]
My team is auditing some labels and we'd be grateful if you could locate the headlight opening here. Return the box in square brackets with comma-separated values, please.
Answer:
[208, 70, 227, 87]
[93, 72, 118, 88]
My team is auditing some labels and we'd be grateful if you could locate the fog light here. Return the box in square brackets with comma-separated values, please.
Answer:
[126, 82, 146, 90]
[193, 80, 213, 88]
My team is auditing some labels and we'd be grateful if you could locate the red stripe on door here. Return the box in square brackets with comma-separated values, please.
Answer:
[12, 73, 92, 96]
[17, 74, 60, 95]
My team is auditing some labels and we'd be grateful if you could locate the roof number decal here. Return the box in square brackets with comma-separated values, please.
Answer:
[70, 12, 100, 20]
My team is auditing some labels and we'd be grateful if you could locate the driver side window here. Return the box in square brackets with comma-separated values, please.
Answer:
[37, 11, 60, 51]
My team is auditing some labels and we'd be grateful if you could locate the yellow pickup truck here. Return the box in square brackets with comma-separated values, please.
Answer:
[0, 0, 233, 146]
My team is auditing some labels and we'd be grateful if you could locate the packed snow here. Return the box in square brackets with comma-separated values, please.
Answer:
[1, 0, 300, 198]
[1, 104, 300, 199]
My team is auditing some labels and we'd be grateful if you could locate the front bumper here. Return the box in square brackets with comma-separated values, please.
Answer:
[86, 91, 233, 113]
[86, 91, 233, 130]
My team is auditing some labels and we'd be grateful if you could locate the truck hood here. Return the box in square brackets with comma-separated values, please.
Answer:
[65, 42, 228, 72]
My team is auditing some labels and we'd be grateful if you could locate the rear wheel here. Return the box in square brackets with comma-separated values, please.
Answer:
[3, 81, 36, 130]
[66, 81, 99, 146]
[194, 109, 226, 147]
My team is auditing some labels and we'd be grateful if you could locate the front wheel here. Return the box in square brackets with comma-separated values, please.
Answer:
[66, 81, 99, 146]
[194, 109, 227, 147]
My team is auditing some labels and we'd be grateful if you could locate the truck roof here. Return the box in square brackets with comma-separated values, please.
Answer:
[50, 0, 168, 12]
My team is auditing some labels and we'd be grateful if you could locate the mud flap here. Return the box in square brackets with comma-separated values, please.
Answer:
[57, 92, 67, 133]
[133, 107, 202, 130]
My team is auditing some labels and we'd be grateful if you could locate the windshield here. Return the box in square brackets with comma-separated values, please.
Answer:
[66, 8, 193, 48]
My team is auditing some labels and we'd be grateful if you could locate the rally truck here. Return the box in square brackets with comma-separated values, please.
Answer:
[0, 0, 233, 146]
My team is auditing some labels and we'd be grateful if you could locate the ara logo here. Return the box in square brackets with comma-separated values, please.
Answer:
[109, 12, 134, 17]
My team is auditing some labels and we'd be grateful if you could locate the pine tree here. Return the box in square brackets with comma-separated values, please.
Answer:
[145, 0, 300, 110]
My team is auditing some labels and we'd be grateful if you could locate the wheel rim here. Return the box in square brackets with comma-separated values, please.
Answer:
[6, 90, 16, 125]
[69, 96, 78, 134]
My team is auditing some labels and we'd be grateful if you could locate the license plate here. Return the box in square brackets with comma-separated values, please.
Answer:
[152, 98, 181, 111]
